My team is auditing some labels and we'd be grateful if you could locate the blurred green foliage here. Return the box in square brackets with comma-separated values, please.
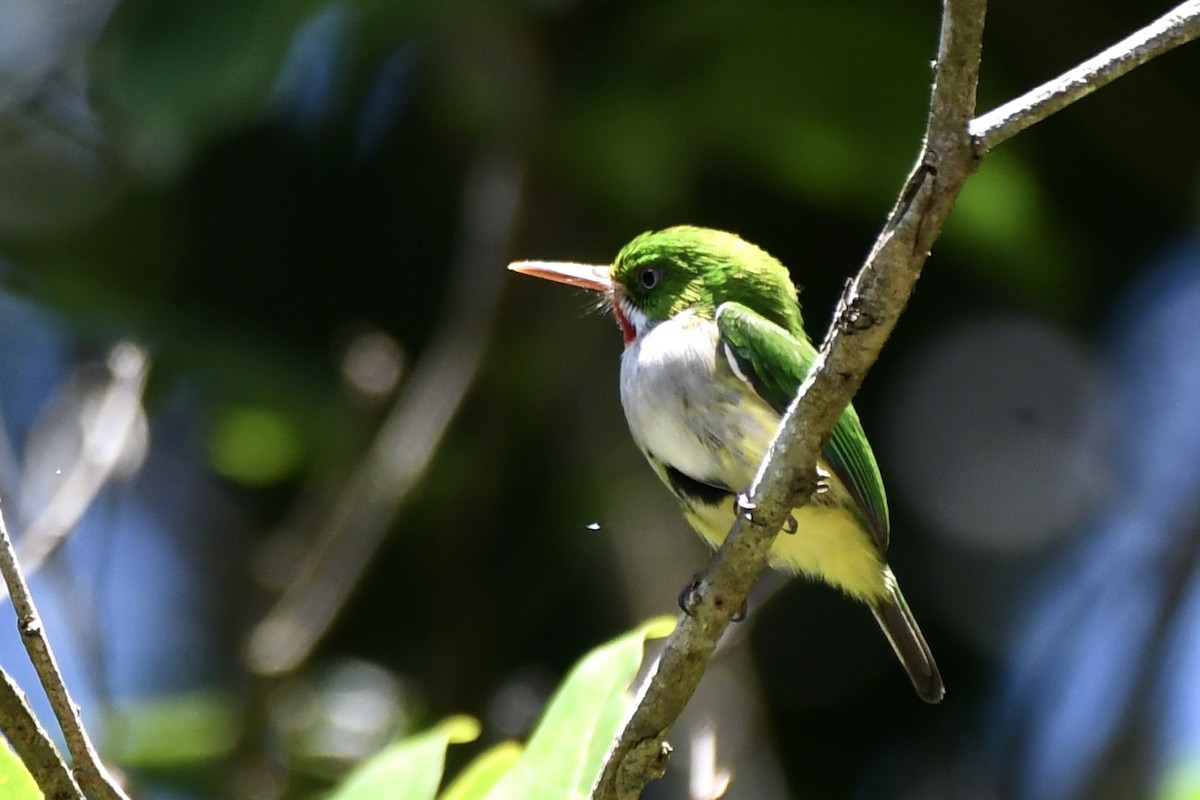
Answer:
[107, 692, 241, 769]
[0, 739, 41, 800]
[328, 715, 481, 800]
[208, 406, 307, 484]
[326, 618, 672, 800]
[437, 743, 522, 800]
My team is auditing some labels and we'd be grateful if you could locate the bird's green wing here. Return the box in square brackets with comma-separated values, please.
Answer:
[715, 302, 890, 548]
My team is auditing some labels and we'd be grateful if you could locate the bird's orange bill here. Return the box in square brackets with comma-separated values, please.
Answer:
[508, 260, 612, 293]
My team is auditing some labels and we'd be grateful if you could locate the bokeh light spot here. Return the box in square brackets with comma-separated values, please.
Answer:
[209, 406, 304, 485]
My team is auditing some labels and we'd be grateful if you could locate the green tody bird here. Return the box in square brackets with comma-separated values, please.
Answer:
[509, 225, 943, 704]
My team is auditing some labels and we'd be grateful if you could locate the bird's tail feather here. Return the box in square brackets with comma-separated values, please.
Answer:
[870, 568, 944, 703]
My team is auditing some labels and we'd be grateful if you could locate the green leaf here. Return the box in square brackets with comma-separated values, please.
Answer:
[484, 616, 676, 800]
[329, 716, 480, 800]
[324, 619, 673, 800]
[1160, 760, 1200, 800]
[0, 738, 43, 800]
[437, 742, 522, 800]
[107, 691, 240, 768]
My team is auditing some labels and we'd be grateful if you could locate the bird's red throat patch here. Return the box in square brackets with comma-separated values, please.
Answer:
[613, 300, 635, 346]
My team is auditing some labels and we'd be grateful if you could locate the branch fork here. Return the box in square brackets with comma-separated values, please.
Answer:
[592, 1, 1200, 797]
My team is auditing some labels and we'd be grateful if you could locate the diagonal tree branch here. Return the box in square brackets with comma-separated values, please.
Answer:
[0, 667, 83, 800]
[592, 2, 987, 796]
[594, 0, 1200, 794]
[0, 502, 130, 800]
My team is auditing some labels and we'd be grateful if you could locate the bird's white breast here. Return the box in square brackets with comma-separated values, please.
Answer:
[617, 309, 886, 598]
[618, 311, 778, 491]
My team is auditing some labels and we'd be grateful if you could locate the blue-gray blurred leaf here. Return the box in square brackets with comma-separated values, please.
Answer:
[990, 237, 1200, 800]
[269, 3, 360, 137]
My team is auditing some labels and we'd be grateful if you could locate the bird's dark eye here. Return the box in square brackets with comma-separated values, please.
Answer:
[638, 267, 662, 290]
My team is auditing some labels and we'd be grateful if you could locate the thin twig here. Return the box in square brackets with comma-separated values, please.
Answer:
[970, 0, 1200, 154]
[1, 342, 149, 600]
[0, 666, 83, 800]
[0, 503, 130, 800]
[592, 0, 988, 796]
[243, 147, 525, 676]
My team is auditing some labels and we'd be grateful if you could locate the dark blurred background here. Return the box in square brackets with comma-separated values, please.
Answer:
[1, 0, 1199, 798]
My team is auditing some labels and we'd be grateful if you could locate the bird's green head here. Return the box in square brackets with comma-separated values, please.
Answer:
[509, 225, 804, 345]
[611, 226, 803, 335]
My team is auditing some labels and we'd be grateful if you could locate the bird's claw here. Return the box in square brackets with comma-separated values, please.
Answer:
[677, 575, 705, 616]
[735, 494, 797, 534]
[735, 493, 756, 520]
